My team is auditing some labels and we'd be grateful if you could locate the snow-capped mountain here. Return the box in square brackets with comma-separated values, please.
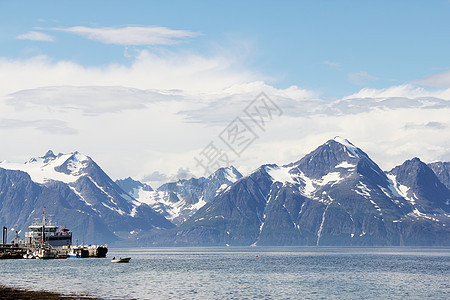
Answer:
[165, 137, 449, 246]
[2, 140, 449, 246]
[1, 150, 93, 184]
[116, 166, 242, 225]
[0, 151, 174, 244]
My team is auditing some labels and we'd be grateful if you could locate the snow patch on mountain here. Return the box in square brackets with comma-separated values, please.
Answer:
[335, 161, 356, 169]
[296, 169, 315, 196]
[216, 184, 229, 195]
[408, 208, 440, 222]
[69, 186, 94, 208]
[223, 167, 241, 183]
[133, 190, 168, 208]
[354, 182, 372, 198]
[126, 187, 206, 224]
[333, 136, 360, 158]
[318, 172, 344, 187]
[386, 173, 409, 198]
[0, 151, 90, 184]
[267, 165, 346, 199]
[102, 203, 125, 216]
[265, 165, 296, 184]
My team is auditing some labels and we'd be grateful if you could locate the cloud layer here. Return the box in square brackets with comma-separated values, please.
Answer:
[0, 50, 257, 97]
[413, 70, 450, 88]
[46, 26, 199, 45]
[16, 31, 55, 42]
[0, 51, 449, 187]
[0, 118, 77, 134]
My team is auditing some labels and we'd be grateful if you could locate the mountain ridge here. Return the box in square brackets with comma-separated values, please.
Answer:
[1, 138, 449, 246]
[150, 137, 449, 246]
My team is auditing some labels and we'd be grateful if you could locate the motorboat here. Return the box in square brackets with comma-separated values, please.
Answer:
[111, 257, 131, 263]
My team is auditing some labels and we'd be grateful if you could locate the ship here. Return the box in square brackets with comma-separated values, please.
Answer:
[24, 209, 72, 247]
[21, 208, 108, 259]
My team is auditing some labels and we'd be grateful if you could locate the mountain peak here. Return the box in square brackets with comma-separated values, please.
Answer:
[390, 157, 450, 213]
[209, 165, 242, 183]
[116, 177, 153, 193]
[43, 150, 56, 159]
[390, 157, 431, 183]
[331, 136, 360, 158]
[0, 150, 94, 184]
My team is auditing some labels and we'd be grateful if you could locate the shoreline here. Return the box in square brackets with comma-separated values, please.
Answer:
[0, 285, 97, 299]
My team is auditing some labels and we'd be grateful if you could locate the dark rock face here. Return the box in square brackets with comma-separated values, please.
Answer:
[429, 161, 450, 189]
[162, 138, 450, 246]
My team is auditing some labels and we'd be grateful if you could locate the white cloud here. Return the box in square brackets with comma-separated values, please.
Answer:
[413, 70, 450, 88]
[348, 71, 378, 85]
[0, 118, 77, 134]
[323, 61, 340, 67]
[46, 26, 199, 45]
[0, 51, 449, 184]
[1, 83, 449, 181]
[16, 31, 55, 42]
[344, 84, 450, 100]
[7, 86, 176, 115]
[0, 50, 258, 97]
[404, 121, 447, 130]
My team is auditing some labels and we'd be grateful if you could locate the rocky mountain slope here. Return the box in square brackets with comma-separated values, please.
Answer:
[159, 137, 449, 246]
[428, 161, 450, 189]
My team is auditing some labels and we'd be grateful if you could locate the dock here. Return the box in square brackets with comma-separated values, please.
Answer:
[0, 244, 27, 259]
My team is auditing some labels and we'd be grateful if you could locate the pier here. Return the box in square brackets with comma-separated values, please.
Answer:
[0, 244, 27, 259]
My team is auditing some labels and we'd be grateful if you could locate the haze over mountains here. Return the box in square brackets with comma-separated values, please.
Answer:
[0, 137, 449, 246]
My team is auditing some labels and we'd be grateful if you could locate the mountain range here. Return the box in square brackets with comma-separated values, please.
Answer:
[0, 137, 449, 246]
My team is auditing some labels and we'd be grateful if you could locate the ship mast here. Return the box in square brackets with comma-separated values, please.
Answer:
[42, 207, 46, 244]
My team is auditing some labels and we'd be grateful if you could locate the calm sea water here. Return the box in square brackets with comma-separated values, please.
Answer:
[0, 247, 449, 299]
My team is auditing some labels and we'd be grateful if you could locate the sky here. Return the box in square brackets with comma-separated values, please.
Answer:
[0, 0, 449, 188]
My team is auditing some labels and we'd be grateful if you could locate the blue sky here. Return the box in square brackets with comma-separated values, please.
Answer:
[0, 0, 449, 185]
[2, 0, 449, 97]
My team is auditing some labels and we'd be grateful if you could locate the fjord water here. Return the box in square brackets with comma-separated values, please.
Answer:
[1, 247, 449, 299]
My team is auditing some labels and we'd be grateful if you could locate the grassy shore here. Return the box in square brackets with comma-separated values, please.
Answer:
[0, 285, 97, 299]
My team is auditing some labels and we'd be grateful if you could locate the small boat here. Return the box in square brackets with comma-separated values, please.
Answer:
[111, 257, 131, 263]
[34, 248, 56, 259]
[68, 246, 89, 258]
